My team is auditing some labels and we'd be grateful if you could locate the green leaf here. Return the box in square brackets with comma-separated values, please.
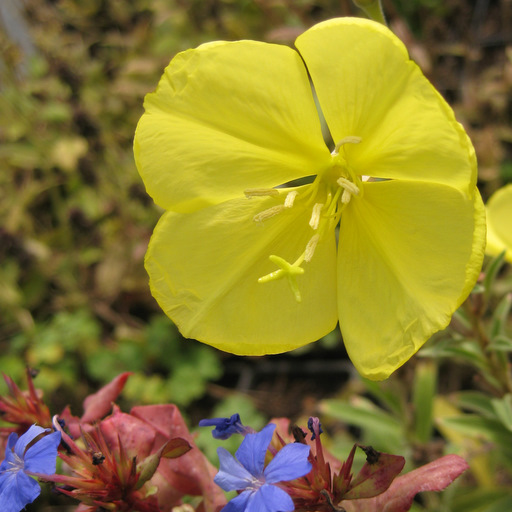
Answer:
[362, 378, 405, 418]
[320, 398, 404, 454]
[421, 338, 490, 371]
[451, 489, 512, 512]
[487, 335, 512, 352]
[455, 391, 498, 419]
[452, 307, 473, 331]
[482, 251, 506, 305]
[439, 415, 512, 462]
[491, 394, 512, 432]
[490, 293, 512, 341]
[412, 361, 437, 443]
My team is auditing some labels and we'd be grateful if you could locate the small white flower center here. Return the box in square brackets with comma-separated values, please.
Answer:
[6, 452, 24, 473]
[247, 475, 266, 491]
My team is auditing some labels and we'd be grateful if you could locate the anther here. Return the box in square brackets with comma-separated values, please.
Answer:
[253, 205, 285, 223]
[305, 234, 320, 262]
[284, 190, 298, 208]
[244, 188, 280, 198]
[309, 203, 324, 230]
[337, 177, 360, 205]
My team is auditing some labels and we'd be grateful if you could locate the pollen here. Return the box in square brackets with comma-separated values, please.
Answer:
[337, 177, 360, 204]
[305, 234, 320, 262]
[309, 203, 324, 230]
[244, 188, 280, 198]
[253, 205, 285, 222]
[284, 190, 298, 208]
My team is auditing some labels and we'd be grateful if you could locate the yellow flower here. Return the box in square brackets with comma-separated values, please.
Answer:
[486, 184, 512, 262]
[134, 18, 485, 380]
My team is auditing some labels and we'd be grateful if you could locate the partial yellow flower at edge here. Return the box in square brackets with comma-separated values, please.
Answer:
[486, 184, 512, 263]
[134, 17, 486, 380]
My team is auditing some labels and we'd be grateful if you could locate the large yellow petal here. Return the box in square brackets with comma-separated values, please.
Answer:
[337, 180, 485, 380]
[145, 191, 338, 354]
[295, 18, 476, 194]
[486, 184, 512, 262]
[134, 41, 331, 213]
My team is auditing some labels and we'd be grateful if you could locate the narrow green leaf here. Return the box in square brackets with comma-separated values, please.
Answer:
[440, 415, 512, 462]
[487, 335, 512, 352]
[362, 379, 404, 418]
[491, 394, 512, 432]
[320, 398, 404, 453]
[483, 251, 506, 304]
[420, 339, 489, 371]
[455, 391, 498, 419]
[412, 361, 437, 443]
[490, 293, 512, 341]
[452, 307, 473, 331]
[451, 489, 512, 512]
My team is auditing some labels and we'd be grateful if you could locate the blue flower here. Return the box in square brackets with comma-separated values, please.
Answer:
[0, 424, 61, 512]
[214, 423, 311, 512]
[199, 413, 252, 440]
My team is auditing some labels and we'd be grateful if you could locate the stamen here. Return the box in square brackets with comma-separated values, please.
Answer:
[253, 205, 285, 223]
[309, 203, 324, 230]
[255, 134, 364, 301]
[244, 188, 280, 198]
[284, 190, 298, 208]
[337, 177, 360, 205]
[332, 136, 362, 155]
[337, 178, 360, 195]
[6, 452, 24, 472]
[305, 234, 320, 262]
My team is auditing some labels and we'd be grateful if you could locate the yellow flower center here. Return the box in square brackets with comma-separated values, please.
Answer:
[246, 136, 363, 302]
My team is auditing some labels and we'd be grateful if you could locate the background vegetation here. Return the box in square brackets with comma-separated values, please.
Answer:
[1, 1, 512, 510]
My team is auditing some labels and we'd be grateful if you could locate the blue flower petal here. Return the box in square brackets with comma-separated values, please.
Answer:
[0, 469, 14, 494]
[248, 484, 294, 512]
[5, 433, 18, 453]
[264, 443, 311, 484]
[199, 414, 246, 439]
[13, 425, 48, 459]
[24, 431, 61, 475]
[221, 490, 254, 512]
[0, 467, 41, 512]
[215, 447, 255, 491]
[235, 424, 276, 477]
[0, 434, 19, 473]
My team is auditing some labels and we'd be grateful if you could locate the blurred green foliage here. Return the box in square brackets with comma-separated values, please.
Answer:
[0, 308, 221, 409]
